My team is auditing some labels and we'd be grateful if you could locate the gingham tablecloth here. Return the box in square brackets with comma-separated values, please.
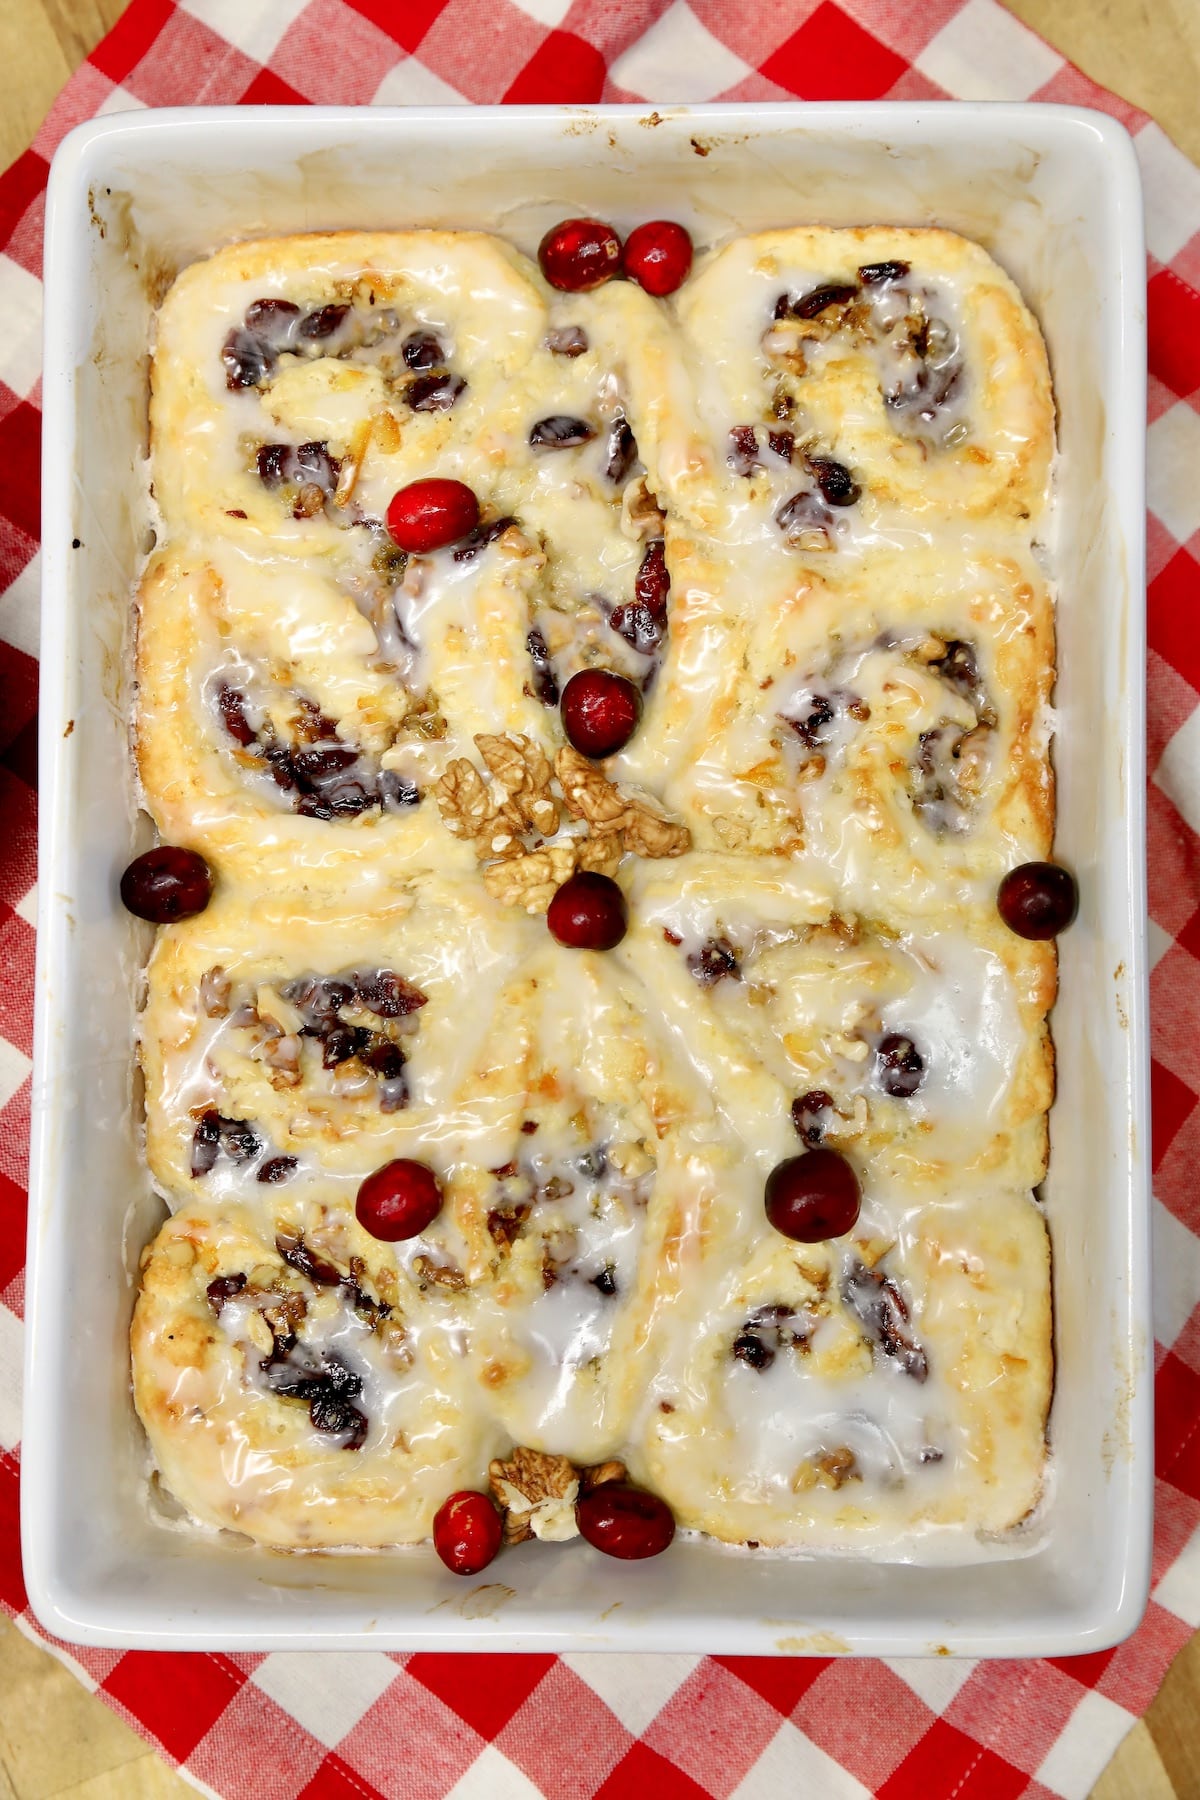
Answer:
[2, 3, 1199, 1797]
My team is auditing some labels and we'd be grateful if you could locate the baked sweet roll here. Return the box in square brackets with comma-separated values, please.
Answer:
[632, 1183, 1050, 1547]
[665, 227, 1053, 537]
[627, 857, 1054, 1199]
[133, 1199, 498, 1547]
[634, 545, 1053, 913]
[448, 940, 709, 1465]
[127, 223, 1067, 1564]
[140, 878, 529, 1204]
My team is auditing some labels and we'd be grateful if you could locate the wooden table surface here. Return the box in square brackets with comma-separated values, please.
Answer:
[2, 2, 1199, 1797]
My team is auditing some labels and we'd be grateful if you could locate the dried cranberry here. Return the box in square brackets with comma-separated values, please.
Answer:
[294, 441, 340, 494]
[788, 695, 836, 750]
[997, 862, 1078, 939]
[609, 602, 664, 657]
[527, 628, 559, 706]
[379, 771, 422, 809]
[206, 1273, 247, 1315]
[791, 1090, 833, 1146]
[402, 331, 445, 369]
[406, 371, 466, 411]
[604, 416, 638, 485]
[529, 415, 594, 449]
[842, 1259, 928, 1381]
[355, 969, 428, 1017]
[768, 429, 795, 463]
[222, 328, 273, 390]
[858, 260, 910, 285]
[452, 516, 516, 562]
[245, 298, 300, 331]
[776, 489, 831, 546]
[877, 1033, 924, 1098]
[732, 1332, 774, 1371]
[257, 1155, 298, 1183]
[216, 683, 257, 746]
[547, 872, 628, 951]
[623, 220, 693, 297]
[635, 539, 670, 617]
[433, 1491, 502, 1575]
[218, 1117, 262, 1162]
[191, 1111, 221, 1177]
[793, 282, 859, 319]
[538, 218, 622, 292]
[764, 1149, 861, 1242]
[356, 1158, 443, 1241]
[576, 1484, 675, 1560]
[386, 478, 479, 553]
[728, 425, 759, 476]
[256, 443, 291, 487]
[120, 846, 213, 923]
[560, 669, 641, 758]
[687, 937, 740, 985]
[310, 1392, 368, 1446]
[591, 1264, 619, 1296]
[808, 457, 861, 506]
[299, 303, 350, 339]
[277, 1234, 345, 1286]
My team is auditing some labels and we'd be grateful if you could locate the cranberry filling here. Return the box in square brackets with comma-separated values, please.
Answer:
[259, 1342, 368, 1448]
[728, 425, 759, 476]
[526, 628, 559, 707]
[877, 1033, 924, 1098]
[610, 538, 669, 656]
[215, 683, 416, 821]
[529, 415, 595, 449]
[190, 1109, 263, 1178]
[687, 936, 740, 986]
[452, 516, 517, 562]
[858, 260, 910, 285]
[841, 1258, 928, 1381]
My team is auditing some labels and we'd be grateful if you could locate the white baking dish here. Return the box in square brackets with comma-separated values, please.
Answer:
[26, 103, 1149, 1654]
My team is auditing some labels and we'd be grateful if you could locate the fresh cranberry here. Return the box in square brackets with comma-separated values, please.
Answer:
[386, 479, 479, 553]
[764, 1149, 861, 1242]
[356, 1158, 443, 1240]
[433, 1491, 502, 1576]
[560, 669, 641, 757]
[877, 1033, 924, 1098]
[547, 872, 628, 951]
[576, 1483, 675, 1560]
[120, 847, 213, 923]
[997, 862, 1079, 939]
[623, 221, 693, 297]
[538, 218, 622, 292]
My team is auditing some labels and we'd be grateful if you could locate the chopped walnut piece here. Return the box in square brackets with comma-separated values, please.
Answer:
[488, 1446, 581, 1544]
[475, 732, 559, 837]
[411, 1254, 467, 1292]
[434, 757, 496, 842]
[576, 833, 624, 877]
[791, 1447, 860, 1492]
[623, 795, 691, 859]
[580, 1459, 627, 1493]
[620, 475, 667, 542]
[555, 746, 630, 830]
[483, 843, 578, 914]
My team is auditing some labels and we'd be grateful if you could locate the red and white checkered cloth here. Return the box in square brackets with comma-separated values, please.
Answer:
[2, 2, 1199, 1796]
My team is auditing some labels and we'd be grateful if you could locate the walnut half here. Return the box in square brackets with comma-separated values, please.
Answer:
[487, 1446, 627, 1544]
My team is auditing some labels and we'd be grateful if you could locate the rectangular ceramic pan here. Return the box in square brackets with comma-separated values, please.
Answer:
[27, 103, 1149, 1655]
